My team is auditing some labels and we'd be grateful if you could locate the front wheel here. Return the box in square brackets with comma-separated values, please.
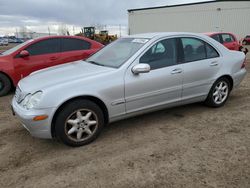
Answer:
[0, 73, 12, 97]
[205, 78, 231, 108]
[55, 99, 105, 147]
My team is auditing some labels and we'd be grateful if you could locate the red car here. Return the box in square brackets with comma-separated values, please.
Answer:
[242, 35, 250, 45]
[0, 36, 103, 96]
[205, 32, 242, 51]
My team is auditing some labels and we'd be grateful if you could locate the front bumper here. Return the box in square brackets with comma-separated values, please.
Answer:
[11, 98, 56, 139]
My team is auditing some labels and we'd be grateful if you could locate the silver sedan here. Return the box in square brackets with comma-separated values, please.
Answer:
[12, 32, 247, 146]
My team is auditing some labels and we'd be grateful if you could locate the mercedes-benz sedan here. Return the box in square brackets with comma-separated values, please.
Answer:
[12, 32, 247, 147]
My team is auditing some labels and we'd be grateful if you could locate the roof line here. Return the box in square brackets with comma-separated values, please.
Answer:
[127, 0, 248, 12]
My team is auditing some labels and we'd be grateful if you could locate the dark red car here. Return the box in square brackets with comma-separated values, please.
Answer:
[0, 36, 103, 96]
[242, 35, 250, 45]
[205, 32, 242, 51]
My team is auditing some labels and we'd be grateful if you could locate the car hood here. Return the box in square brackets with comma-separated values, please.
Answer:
[19, 60, 114, 92]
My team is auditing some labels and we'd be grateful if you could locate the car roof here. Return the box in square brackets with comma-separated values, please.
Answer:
[204, 32, 235, 36]
[29, 35, 103, 46]
[32, 35, 88, 41]
[127, 32, 208, 39]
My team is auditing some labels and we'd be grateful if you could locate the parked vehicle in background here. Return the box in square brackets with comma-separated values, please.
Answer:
[76, 27, 117, 45]
[0, 38, 8, 46]
[0, 35, 103, 96]
[0, 39, 4, 46]
[12, 32, 247, 147]
[242, 35, 250, 45]
[205, 32, 242, 51]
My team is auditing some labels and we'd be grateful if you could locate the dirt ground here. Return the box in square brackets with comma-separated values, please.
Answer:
[0, 53, 250, 188]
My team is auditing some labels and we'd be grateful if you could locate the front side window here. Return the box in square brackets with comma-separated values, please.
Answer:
[25, 38, 60, 56]
[181, 38, 206, 62]
[222, 34, 235, 43]
[140, 38, 177, 70]
[61, 38, 91, 52]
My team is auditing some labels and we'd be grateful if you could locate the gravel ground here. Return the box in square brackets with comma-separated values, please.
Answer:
[0, 57, 249, 188]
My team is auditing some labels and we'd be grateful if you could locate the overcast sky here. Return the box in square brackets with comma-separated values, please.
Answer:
[0, 0, 211, 35]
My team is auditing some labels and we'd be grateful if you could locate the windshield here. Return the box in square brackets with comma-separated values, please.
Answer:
[1, 39, 33, 55]
[86, 38, 149, 68]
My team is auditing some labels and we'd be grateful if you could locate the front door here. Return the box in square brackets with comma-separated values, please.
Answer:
[13, 38, 61, 79]
[125, 38, 183, 113]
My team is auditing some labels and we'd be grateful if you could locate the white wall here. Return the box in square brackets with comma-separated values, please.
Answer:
[128, 1, 250, 39]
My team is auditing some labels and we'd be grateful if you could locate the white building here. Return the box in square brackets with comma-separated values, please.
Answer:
[128, 0, 250, 38]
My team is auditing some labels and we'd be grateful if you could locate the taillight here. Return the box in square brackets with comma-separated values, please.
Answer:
[241, 58, 247, 69]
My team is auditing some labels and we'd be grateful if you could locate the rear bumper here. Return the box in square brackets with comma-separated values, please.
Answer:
[232, 68, 247, 89]
[11, 98, 56, 139]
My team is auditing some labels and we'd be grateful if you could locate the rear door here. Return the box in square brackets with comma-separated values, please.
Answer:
[13, 38, 61, 78]
[60, 38, 92, 64]
[179, 37, 221, 101]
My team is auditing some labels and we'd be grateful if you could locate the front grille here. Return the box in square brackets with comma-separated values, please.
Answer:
[15, 87, 22, 103]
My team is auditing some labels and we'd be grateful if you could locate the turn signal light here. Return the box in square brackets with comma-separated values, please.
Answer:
[33, 115, 48, 121]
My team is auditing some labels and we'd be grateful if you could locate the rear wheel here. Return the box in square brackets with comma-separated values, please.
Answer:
[205, 77, 231, 107]
[0, 73, 12, 97]
[55, 99, 104, 147]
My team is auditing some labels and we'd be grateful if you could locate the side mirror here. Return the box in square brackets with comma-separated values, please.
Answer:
[132, 64, 151, 74]
[19, 50, 29, 58]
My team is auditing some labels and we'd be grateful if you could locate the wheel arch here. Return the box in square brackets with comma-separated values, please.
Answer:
[217, 75, 234, 91]
[51, 95, 109, 138]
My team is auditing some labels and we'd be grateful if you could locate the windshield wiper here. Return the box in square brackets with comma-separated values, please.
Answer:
[86, 60, 105, 67]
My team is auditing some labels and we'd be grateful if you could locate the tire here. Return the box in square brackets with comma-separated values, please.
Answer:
[205, 77, 231, 108]
[55, 99, 105, 147]
[242, 40, 247, 45]
[0, 73, 12, 97]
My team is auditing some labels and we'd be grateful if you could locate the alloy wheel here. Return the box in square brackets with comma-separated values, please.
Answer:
[64, 109, 98, 142]
[212, 81, 229, 105]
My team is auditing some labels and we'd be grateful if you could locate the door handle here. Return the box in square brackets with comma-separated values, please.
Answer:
[210, 61, 218, 66]
[50, 57, 58, 61]
[171, 68, 182, 74]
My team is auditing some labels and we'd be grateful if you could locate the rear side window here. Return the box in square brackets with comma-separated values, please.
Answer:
[211, 34, 221, 43]
[181, 38, 206, 62]
[61, 38, 91, 52]
[140, 38, 177, 70]
[180, 37, 219, 62]
[26, 38, 60, 56]
[206, 44, 219, 59]
[222, 34, 235, 43]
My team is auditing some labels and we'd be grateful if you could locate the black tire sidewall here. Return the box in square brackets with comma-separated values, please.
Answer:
[55, 99, 105, 147]
[205, 78, 231, 108]
[0, 74, 11, 97]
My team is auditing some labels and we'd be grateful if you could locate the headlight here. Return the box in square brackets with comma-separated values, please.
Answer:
[21, 91, 43, 110]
